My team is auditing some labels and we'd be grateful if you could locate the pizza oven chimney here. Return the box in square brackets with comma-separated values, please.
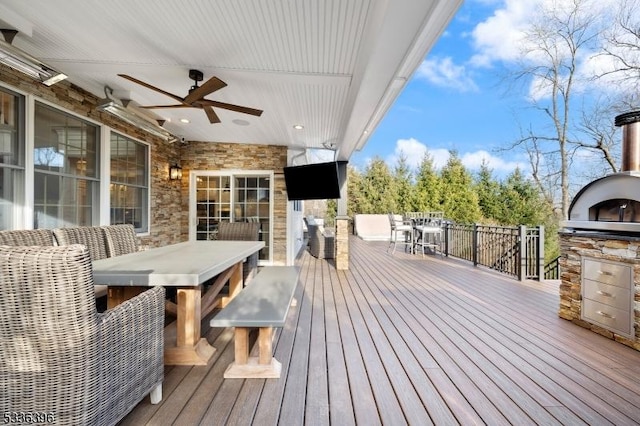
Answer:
[615, 110, 640, 172]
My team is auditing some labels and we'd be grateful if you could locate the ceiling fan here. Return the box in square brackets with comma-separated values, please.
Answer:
[117, 69, 263, 124]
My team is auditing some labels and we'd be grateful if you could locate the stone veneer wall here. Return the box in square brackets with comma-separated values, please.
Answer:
[1, 66, 290, 258]
[559, 232, 640, 351]
[179, 142, 289, 264]
[0, 66, 198, 249]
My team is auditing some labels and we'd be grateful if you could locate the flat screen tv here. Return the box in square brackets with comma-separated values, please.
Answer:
[283, 161, 342, 200]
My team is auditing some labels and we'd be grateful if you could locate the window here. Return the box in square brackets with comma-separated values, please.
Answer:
[109, 133, 149, 232]
[33, 103, 99, 228]
[0, 88, 24, 229]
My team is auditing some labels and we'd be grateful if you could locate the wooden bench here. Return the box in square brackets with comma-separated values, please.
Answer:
[209, 265, 299, 379]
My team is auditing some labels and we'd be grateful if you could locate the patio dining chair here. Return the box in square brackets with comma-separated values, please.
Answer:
[387, 213, 414, 254]
[101, 224, 140, 257]
[217, 221, 261, 284]
[414, 220, 443, 258]
[53, 226, 111, 307]
[53, 226, 109, 261]
[0, 245, 165, 426]
[0, 228, 55, 246]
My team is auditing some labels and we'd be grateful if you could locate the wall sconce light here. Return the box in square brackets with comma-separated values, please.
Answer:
[169, 164, 182, 180]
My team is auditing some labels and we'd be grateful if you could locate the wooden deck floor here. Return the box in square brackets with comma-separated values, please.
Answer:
[120, 236, 640, 425]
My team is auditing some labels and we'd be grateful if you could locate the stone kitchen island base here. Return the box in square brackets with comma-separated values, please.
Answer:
[559, 231, 640, 351]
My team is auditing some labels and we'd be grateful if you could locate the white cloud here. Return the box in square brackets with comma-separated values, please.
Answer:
[460, 150, 528, 173]
[470, 0, 629, 63]
[469, 0, 534, 67]
[416, 57, 479, 93]
[387, 138, 526, 176]
[430, 149, 453, 170]
[386, 138, 428, 169]
[468, 0, 633, 102]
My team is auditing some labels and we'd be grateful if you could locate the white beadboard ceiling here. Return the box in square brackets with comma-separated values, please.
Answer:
[0, 0, 461, 162]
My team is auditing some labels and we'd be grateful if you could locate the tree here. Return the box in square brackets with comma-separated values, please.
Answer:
[413, 151, 441, 212]
[497, 168, 560, 262]
[346, 166, 366, 216]
[439, 151, 481, 223]
[498, 168, 548, 226]
[507, 0, 605, 219]
[358, 157, 397, 214]
[601, 0, 640, 92]
[474, 161, 502, 222]
[393, 153, 414, 214]
[575, 98, 620, 180]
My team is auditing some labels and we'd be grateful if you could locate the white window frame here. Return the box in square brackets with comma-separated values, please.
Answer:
[189, 169, 274, 265]
[107, 130, 151, 235]
[0, 81, 151, 233]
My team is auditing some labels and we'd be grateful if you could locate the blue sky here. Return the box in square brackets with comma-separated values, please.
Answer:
[349, 0, 634, 179]
[350, 0, 529, 176]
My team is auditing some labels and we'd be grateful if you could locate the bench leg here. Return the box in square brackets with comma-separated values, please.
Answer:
[235, 327, 250, 365]
[223, 326, 282, 379]
[258, 327, 273, 365]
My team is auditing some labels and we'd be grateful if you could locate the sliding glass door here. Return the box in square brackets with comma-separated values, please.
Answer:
[190, 170, 273, 263]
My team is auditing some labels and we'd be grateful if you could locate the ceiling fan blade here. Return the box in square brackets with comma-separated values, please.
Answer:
[118, 74, 185, 103]
[139, 104, 192, 109]
[183, 76, 227, 105]
[203, 106, 221, 124]
[200, 100, 263, 117]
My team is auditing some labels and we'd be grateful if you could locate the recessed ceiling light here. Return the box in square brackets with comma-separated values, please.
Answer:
[180, 118, 190, 123]
[293, 124, 304, 130]
[232, 119, 250, 126]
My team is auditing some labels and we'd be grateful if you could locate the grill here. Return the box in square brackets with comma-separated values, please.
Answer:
[561, 110, 640, 233]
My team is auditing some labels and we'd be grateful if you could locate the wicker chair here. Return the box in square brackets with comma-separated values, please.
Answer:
[52, 226, 109, 261]
[101, 224, 139, 257]
[308, 223, 335, 259]
[53, 226, 110, 304]
[217, 221, 260, 284]
[0, 245, 165, 426]
[0, 229, 55, 246]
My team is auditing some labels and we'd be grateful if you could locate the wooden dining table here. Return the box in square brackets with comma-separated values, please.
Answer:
[92, 240, 264, 366]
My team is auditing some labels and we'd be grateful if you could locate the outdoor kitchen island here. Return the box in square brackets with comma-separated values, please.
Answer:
[559, 110, 640, 352]
[559, 231, 640, 351]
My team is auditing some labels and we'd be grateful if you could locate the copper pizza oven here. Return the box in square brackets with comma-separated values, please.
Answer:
[562, 110, 640, 233]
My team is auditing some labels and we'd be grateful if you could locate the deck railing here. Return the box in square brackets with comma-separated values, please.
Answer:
[544, 256, 560, 280]
[442, 223, 545, 281]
